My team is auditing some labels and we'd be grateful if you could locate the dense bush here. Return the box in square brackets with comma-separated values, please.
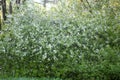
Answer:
[1, 77, 62, 80]
[0, 0, 120, 80]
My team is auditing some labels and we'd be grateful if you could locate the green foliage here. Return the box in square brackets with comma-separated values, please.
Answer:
[1, 77, 62, 80]
[0, 0, 120, 80]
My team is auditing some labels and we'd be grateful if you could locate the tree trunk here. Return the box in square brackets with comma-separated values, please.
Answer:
[44, 0, 47, 7]
[2, 0, 6, 20]
[9, 1, 12, 14]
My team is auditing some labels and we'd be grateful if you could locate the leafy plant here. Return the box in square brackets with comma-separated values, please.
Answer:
[0, 0, 120, 80]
